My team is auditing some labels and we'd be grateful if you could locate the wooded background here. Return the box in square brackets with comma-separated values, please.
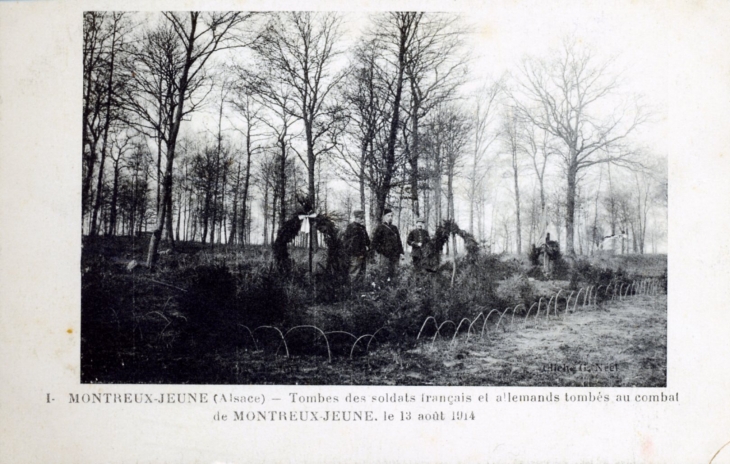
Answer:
[82, 11, 668, 267]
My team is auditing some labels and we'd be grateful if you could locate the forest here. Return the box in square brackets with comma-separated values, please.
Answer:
[81, 11, 668, 386]
[83, 11, 667, 259]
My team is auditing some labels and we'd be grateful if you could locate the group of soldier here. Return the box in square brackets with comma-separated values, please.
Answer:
[341, 208, 431, 284]
[341, 208, 562, 283]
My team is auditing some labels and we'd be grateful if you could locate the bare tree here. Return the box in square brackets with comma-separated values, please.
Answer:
[251, 80, 299, 232]
[403, 13, 468, 218]
[547, 187, 566, 245]
[106, 130, 133, 236]
[467, 80, 502, 235]
[126, 12, 257, 268]
[254, 153, 284, 245]
[251, 12, 346, 247]
[190, 140, 217, 244]
[337, 18, 416, 228]
[514, 37, 649, 254]
[227, 84, 264, 245]
[369, 12, 421, 220]
[83, 12, 109, 223]
[84, 12, 131, 236]
[632, 158, 665, 254]
[422, 104, 470, 252]
[113, 138, 151, 237]
[207, 85, 234, 246]
[500, 108, 524, 254]
[519, 119, 557, 243]
[335, 38, 388, 216]
[122, 20, 188, 223]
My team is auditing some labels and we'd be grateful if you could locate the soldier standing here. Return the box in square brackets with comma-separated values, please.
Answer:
[342, 210, 370, 284]
[371, 208, 404, 278]
[407, 218, 430, 270]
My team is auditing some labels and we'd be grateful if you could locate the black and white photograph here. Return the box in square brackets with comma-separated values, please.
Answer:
[7, 0, 730, 462]
[80, 10, 668, 386]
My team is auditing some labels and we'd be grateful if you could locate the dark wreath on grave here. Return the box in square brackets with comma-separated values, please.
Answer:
[421, 219, 480, 271]
[529, 238, 562, 265]
[272, 206, 346, 277]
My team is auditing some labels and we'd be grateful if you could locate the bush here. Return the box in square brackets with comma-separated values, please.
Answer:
[178, 265, 240, 347]
[495, 273, 535, 307]
[81, 255, 137, 382]
[552, 257, 570, 280]
[176, 264, 294, 353]
[241, 274, 290, 327]
[528, 245, 541, 266]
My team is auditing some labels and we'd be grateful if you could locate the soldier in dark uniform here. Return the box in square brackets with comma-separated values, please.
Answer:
[371, 208, 404, 278]
[407, 218, 430, 270]
[341, 210, 370, 284]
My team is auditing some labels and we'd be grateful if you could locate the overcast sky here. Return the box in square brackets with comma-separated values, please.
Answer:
[171, 5, 669, 249]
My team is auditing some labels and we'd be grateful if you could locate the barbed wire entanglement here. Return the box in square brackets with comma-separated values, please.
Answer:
[227, 276, 664, 363]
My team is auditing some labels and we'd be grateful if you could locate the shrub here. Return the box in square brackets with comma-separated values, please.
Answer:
[176, 264, 293, 353]
[178, 265, 240, 347]
[552, 257, 571, 280]
[495, 273, 535, 307]
[528, 244, 541, 266]
[80, 255, 136, 382]
[241, 274, 290, 327]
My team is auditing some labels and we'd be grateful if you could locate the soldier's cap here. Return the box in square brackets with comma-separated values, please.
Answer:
[353, 210, 365, 219]
[383, 208, 393, 216]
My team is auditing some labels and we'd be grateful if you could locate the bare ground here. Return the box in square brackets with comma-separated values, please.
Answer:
[196, 293, 666, 386]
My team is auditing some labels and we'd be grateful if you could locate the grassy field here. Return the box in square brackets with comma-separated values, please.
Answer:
[81, 236, 666, 386]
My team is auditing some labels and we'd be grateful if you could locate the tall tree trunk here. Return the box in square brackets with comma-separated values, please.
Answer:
[468, 141, 476, 234]
[272, 191, 278, 245]
[409, 92, 421, 218]
[82, 13, 104, 225]
[89, 24, 119, 237]
[565, 166, 577, 256]
[262, 180, 270, 245]
[376, 21, 408, 220]
[513, 160, 522, 254]
[83, 138, 99, 228]
[359, 139, 367, 214]
[164, 189, 174, 247]
[107, 159, 121, 236]
[278, 140, 287, 231]
[229, 161, 241, 245]
[305, 121, 319, 250]
[239, 129, 253, 245]
[89, 142, 108, 237]
[210, 161, 219, 247]
[190, 198, 198, 242]
[156, 135, 162, 216]
[448, 170, 457, 256]
[201, 189, 210, 244]
[175, 185, 183, 242]
[591, 166, 602, 253]
[219, 161, 228, 245]
[146, 14, 198, 268]
[147, 139, 175, 266]
[434, 144, 442, 227]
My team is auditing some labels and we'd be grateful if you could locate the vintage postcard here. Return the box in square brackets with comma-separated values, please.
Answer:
[1, 0, 729, 462]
